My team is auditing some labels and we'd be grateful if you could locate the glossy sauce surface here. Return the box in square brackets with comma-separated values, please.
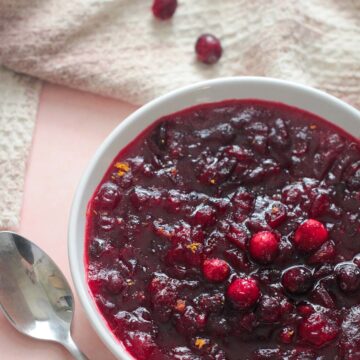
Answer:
[86, 100, 360, 360]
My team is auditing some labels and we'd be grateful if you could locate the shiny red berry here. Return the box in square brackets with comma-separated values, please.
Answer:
[202, 258, 230, 282]
[293, 219, 328, 252]
[195, 34, 222, 65]
[152, 0, 177, 20]
[227, 277, 260, 309]
[249, 231, 279, 263]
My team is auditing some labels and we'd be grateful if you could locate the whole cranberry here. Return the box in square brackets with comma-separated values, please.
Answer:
[282, 266, 313, 294]
[293, 219, 328, 252]
[249, 231, 279, 263]
[203, 258, 230, 282]
[195, 34, 222, 65]
[336, 263, 360, 292]
[152, 0, 177, 20]
[298, 312, 339, 347]
[227, 277, 260, 309]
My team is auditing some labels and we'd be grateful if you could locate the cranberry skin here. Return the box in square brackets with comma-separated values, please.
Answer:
[258, 295, 281, 323]
[202, 258, 230, 282]
[106, 272, 125, 294]
[249, 231, 279, 263]
[152, 0, 177, 20]
[298, 312, 339, 347]
[195, 34, 222, 65]
[227, 277, 260, 309]
[265, 203, 287, 228]
[293, 219, 328, 252]
[282, 266, 313, 294]
[336, 263, 360, 292]
[96, 182, 120, 210]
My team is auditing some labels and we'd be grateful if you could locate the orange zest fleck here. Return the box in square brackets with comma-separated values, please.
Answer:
[309, 124, 317, 130]
[195, 338, 206, 349]
[114, 162, 130, 176]
[209, 179, 216, 184]
[175, 299, 186, 312]
[186, 242, 201, 253]
[272, 206, 279, 214]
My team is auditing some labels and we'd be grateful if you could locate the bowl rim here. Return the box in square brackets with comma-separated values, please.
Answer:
[68, 76, 360, 360]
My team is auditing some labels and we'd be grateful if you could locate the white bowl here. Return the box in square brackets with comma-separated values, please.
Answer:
[68, 77, 360, 359]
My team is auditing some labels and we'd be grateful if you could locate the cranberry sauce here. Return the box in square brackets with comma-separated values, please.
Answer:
[85, 100, 360, 360]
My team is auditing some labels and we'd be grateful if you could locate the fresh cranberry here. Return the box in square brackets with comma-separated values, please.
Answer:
[195, 34, 222, 65]
[152, 0, 177, 20]
[96, 182, 120, 210]
[336, 263, 360, 292]
[282, 266, 313, 294]
[202, 258, 230, 282]
[293, 219, 328, 252]
[298, 312, 339, 347]
[227, 277, 260, 309]
[249, 231, 279, 263]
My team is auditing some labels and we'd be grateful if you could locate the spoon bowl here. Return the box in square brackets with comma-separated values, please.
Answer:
[0, 231, 88, 359]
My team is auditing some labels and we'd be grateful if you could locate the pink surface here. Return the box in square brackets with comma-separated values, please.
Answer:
[0, 83, 137, 359]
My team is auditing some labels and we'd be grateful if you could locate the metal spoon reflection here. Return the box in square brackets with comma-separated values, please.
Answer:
[0, 231, 88, 359]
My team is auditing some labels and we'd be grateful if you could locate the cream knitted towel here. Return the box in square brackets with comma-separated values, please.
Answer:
[0, 0, 359, 228]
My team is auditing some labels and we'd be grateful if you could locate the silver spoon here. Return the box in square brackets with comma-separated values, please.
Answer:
[0, 231, 88, 359]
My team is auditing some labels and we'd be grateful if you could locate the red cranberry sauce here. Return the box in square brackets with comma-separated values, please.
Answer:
[86, 100, 360, 360]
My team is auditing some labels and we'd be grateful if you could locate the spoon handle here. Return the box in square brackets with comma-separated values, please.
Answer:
[63, 334, 89, 360]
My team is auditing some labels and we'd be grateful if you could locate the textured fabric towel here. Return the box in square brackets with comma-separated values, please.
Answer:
[0, 0, 359, 228]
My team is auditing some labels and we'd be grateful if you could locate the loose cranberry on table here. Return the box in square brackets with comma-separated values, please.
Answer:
[152, 0, 177, 20]
[86, 99, 360, 359]
[195, 34, 222, 64]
